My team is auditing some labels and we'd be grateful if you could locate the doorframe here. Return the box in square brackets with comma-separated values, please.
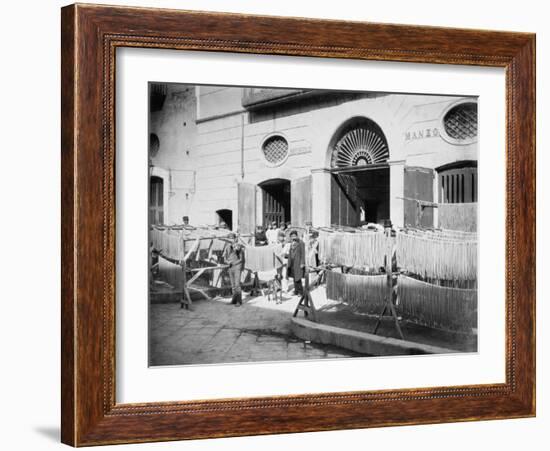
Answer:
[258, 178, 291, 227]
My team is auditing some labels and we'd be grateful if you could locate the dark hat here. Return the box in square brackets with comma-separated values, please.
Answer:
[289, 230, 298, 237]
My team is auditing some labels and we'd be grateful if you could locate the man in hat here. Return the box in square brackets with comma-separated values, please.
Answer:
[223, 233, 244, 306]
[286, 230, 305, 296]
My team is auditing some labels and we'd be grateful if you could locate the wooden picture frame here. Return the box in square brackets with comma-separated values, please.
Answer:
[61, 3, 536, 446]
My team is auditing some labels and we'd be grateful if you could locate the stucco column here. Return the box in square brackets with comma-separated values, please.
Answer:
[255, 186, 263, 227]
[311, 168, 331, 227]
[389, 160, 405, 228]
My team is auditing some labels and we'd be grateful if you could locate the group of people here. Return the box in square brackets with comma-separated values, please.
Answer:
[254, 221, 291, 246]
[223, 222, 320, 307]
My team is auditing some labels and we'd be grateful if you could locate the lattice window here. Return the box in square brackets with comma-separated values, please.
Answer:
[262, 136, 289, 165]
[444, 102, 478, 141]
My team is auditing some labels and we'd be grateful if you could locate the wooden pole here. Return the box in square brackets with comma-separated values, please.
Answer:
[373, 224, 404, 339]
[292, 240, 318, 322]
[180, 258, 193, 310]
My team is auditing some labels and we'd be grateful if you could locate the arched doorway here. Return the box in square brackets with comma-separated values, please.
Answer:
[329, 117, 390, 226]
[216, 209, 233, 230]
[259, 178, 291, 227]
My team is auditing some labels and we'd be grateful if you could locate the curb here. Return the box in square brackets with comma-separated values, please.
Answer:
[291, 317, 456, 356]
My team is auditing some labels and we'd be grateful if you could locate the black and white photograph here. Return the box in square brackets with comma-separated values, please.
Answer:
[148, 83, 479, 366]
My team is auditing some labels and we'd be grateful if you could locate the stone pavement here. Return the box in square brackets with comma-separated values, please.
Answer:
[149, 289, 362, 366]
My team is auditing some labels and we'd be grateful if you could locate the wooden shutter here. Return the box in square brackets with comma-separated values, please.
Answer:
[237, 182, 257, 234]
[330, 174, 359, 227]
[439, 166, 477, 203]
[404, 166, 434, 228]
[291, 175, 312, 228]
[149, 176, 164, 225]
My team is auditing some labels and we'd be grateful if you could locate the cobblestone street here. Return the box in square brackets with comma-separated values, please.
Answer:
[149, 289, 361, 366]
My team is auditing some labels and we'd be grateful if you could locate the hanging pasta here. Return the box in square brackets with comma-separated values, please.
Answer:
[438, 203, 478, 233]
[326, 270, 387, 314]
[150, 227, 184, 261]
[397, 275, 477, 332]
[150, 227, 162, 251]
[396, 230, 477, 280]
[244, 245, 276, 272]
[318, 230, 389, 269]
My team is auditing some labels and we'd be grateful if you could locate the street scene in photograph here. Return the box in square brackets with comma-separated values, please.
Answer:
[148, 83, 478, 366]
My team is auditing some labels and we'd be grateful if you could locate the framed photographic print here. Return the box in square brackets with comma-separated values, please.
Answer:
[61, 3, 536, 446]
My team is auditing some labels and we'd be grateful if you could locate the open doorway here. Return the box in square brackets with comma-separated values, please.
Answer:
[259, 178, 291, 227]
[331, 166, 390, 226]
[329, 117, 391, 227]
[216, 209, 233, 230]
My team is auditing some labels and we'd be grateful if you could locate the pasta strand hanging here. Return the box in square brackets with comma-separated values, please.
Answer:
[326, 270, 387, 313]
[244, 245, 276, 272]
[318, 230, 389, 269]
[396, 230, 477, 280]
[397, 275, 477, 332]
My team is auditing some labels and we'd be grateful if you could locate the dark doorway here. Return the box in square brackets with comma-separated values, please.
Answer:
[331, 165, 390, 226]
[216, 209, 233, 230]
[259, 179, 291, 227]
[149, 176, 164, 225]
[354, 167, 390, 224]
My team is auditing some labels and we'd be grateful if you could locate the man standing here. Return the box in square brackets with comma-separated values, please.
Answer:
[223, 233, 244, 306]
[286, 230, 305, 296]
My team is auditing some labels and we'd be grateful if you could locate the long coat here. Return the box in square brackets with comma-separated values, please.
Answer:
[287, 240, 306, 279]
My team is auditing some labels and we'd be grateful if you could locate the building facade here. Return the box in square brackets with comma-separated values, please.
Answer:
[149, 84, 478, 233]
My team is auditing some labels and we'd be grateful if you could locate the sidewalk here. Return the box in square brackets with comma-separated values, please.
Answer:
[149, 289, 362, 366]
[149, 284, 476, 366]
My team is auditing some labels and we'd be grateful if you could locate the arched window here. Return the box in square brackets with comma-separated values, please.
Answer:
[331, 118, 389, 168]
[149, 133, 160, 158]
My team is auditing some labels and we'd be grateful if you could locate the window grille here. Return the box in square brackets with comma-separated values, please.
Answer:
[444, 102, 478, 141]
[439, 165, 477, 203]
[262, 136, 289, 165]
